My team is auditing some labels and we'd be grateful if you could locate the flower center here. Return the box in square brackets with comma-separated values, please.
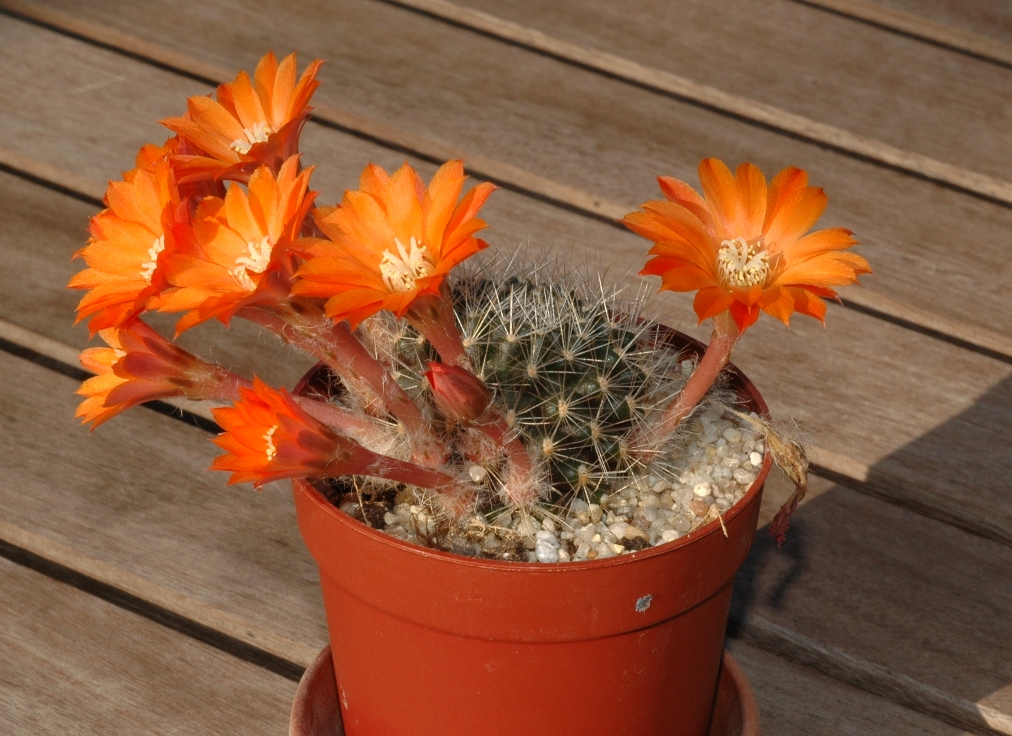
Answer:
[717, 237, 770, 289]
[263, 425, 278, 462]
[230, 236, 272, 291]
[139, 235, 165, 284]
[230, 122, 275, 155]
[379, 236, 436, 293]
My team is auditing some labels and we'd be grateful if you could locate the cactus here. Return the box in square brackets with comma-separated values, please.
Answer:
[343, 255, 701, 528]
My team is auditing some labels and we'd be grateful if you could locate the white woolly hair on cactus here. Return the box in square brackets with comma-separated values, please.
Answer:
[313, 249, 740, 549]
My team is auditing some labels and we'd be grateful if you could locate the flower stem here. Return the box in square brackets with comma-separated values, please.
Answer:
[345, 443, 454, 489]
[295, 396, 390, 444]
[405, 291, 471, 369]
[636, 311, 740, 455]
[238, 305, 446, 466]
[474, 415, 539, 507]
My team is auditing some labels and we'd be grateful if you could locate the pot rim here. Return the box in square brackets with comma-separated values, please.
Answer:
[294, 327, 771, 574]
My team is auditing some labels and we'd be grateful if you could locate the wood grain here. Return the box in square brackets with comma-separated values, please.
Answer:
[788, 0, 1012, 66]
[7, 2, 1012, 349]
[387, 0, 1012, 193]
[726, 639, 972, 736]
[867, 0, 1012, 46]
[732, 483, 1012, 725]
[0, 21, 1010, 541]
[0, 556, 296, 735]
[0, 342, 997, 733]
[0, 349, 332, 653]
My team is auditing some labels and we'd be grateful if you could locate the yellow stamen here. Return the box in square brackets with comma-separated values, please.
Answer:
[230, 236, 273, 291]
[717, 237, 769, 289]
[263, 425, 278, 462]
[379, 236, 435, 293]
[139, 235, 165, 284]
[230, 122, 275, 155]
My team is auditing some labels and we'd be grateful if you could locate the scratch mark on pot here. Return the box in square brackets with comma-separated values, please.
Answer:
[635, 594, 653, 613]
[340, 684, 349, 709]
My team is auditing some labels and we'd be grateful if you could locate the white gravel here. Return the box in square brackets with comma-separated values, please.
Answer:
[369, 404, 765, 562]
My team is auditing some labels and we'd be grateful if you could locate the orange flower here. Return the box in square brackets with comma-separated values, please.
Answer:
[292, 160, 496, 327]
[161, 51, 323, 183]
[158, 157, 316, 333]
[69, 150, 180, 334]
[75, 320, 240, 429]
[210, 378, 453, 490]
[623, 159, 871, 333]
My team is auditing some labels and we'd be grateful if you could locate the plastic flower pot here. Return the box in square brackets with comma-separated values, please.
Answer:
[292, 330, 771, 736]
[289, 645, 760, 735]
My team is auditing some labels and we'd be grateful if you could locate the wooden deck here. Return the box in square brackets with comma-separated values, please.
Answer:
[1, 0, 1010, 732]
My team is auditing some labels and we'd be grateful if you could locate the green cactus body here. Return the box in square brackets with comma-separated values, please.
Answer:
[369, 263, 692, 517]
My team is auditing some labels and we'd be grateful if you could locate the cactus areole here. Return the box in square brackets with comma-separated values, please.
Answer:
[292, 327, 772, 736]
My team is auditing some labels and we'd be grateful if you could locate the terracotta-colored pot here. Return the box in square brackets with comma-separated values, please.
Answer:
[292, 331, 771, 736]
[290, 645, 761, 735]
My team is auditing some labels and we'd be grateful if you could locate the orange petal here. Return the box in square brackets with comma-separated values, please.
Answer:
[735, 163, 767, 242]
[763, 167, 808, 234]
[657, 175, 713, 232]
[759, 286, 795, 326]
[729, 301, 760, 333]
[230, 70, 268, 131]
[764, 186, 827, 250]
[698, 158, 740, 241]
[693, 286, 735, 323]
[786, 286, 828, 324]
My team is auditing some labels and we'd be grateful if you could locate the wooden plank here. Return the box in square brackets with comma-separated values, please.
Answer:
[0, 23, 1010, 542]
[0, 556, 296, 734]
[0, 335, 1002, 730]
[0, 346, 1005, 733]
[388, 0, 1012, 187]
[5, 4, 1012, 355]
[0, 518, 316, 668]
[0, 349, 331, 652]
[731, 482, 1012, 725]
[725, 639, 972, 736]
[789, 0, 1012, 66]
[861, 0, 1012, 46]
[5, 149, 1012, 548]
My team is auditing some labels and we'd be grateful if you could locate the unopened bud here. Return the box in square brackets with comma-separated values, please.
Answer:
[425, 362, 492, 423]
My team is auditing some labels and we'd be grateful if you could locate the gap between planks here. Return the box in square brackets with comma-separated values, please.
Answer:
[788, 0, 1012, 69]
[9, 0, 1012, 211]
[374, 0, 1012, 208]
[3, 142, 1012, 548]
[729, 612, 1012, 736]
[0, 479, 1007, 734]
[4, 294, 1012, 556]
[4, 5, 1012, 368]
[2, 2, 1012, 365]
[0, 519, 316, 674]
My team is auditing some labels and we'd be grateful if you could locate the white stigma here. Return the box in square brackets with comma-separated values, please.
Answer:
[139, 235, 165, 284]
[230, 235, 273, 291]
[263, 425, 278, 462]
[230, 122, 275, 155]
[717, 237, 770, 289]
[379, 236, 435, 293]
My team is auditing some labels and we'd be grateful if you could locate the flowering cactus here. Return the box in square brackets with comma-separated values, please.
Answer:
[70, 52, 869, 555]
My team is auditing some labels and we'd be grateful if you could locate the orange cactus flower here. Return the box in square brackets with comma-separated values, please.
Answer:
[75, 320, 242, 429]
[292, 160, 496, 327]
[158, 157, 316, 333]
[210, 378, 453, 490]
[161, 51, 323, 183]
[69, 151, 180, 334]
[623, 159, 871, 333]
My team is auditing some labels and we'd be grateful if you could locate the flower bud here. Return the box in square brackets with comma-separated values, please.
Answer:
[425, 362, 492, 424]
